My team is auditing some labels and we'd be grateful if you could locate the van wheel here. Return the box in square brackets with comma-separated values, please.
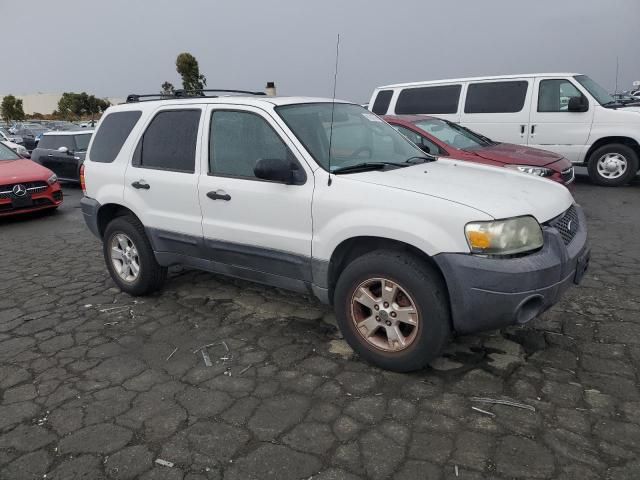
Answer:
[103, 216, 167, 296]
[587, 144, 638, 186]
[334, 250, 450, 372]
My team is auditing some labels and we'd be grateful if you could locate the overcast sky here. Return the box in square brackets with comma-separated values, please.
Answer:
[2, 0, 638, 102]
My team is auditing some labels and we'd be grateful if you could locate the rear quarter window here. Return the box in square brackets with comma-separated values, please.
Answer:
[89, 111, 142, 163]
[371, 90, 393, 114]
[396, 85, 461, 114]
[36, 136, 57, 149]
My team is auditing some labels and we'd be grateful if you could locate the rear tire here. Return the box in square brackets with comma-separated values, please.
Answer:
[587, 143, 638, 186]
[334, 250, 450, 372]
[103, 215, 167, 296]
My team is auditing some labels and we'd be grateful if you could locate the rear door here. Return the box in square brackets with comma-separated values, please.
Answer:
[50, 135, 78, 180]
[528, 77, 593, 163]
[198, 105, 314, 285]
[123, 106, 204, 254]
[460, 78, 532, 145]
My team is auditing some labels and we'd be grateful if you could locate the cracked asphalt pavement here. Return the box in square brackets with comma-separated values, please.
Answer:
[0, 174, 639, 480]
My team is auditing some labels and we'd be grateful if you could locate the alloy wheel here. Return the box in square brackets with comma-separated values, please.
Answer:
[110, 233, 140, 283]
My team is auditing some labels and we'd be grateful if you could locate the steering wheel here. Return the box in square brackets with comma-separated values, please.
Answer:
[348, 146, 372, 159]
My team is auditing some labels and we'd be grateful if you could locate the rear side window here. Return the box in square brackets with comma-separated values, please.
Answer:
[136, 110, 200, 173]
[396, 85, 461, 114]
[371, 90, 393, 114]
[90, 111, 141, 163]
[465, 81, 529, 113]
[36, 135, 56, 149]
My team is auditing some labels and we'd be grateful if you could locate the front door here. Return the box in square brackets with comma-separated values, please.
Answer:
[123, 106, 204, 255]
[528, 77, 594, 163]
[198, 105, 314, 286]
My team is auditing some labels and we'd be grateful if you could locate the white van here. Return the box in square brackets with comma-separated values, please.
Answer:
[369, 73, 640, 186]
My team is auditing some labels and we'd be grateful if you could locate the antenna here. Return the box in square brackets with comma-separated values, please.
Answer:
[615, 56, 619, 94]
[327, 33, 340, 186]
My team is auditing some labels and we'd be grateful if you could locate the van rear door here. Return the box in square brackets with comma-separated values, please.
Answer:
[459, 78, 532, 146]
[528, 77, 593, 163]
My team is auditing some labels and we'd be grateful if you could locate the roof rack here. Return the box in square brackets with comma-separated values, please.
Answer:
[126, 89, 267, 103]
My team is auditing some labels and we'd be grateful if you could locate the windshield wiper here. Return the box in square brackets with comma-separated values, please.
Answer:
[405, 156, 436, 164]
[331, 162, 405, 174]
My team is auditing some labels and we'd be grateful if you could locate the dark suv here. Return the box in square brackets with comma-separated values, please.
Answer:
[31, 131, 93, 182]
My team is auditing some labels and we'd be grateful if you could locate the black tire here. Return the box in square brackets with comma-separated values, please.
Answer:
[334, 250, 450, 372]
[587, 143, 638, 187]
[103, 215, 167, 296]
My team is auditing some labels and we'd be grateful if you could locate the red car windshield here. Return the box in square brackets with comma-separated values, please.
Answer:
[0, 142, 21, 161]
[414, 118, 492, 150]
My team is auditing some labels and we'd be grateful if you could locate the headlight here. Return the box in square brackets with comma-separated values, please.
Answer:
[47, 174, 58, 185]
[465, 216, 543, 256]
[506, 165, 553, 177]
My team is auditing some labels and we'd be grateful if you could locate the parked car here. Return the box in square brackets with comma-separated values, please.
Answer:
[369, 73, 640, 186]
[31, 130, 93, 182]
[80, 94, 589, 372]
[611, 93, 640, 106]
[0, 141, 63, 217]
[1, 140, 29, 158]
[11, 125, 50, 151]
[384, 115, 574, 185]
[0, 127, 24, 145]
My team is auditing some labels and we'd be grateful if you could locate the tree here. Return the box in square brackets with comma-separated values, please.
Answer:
[57, 92, 77, 120]
[1, 95, 25, 123]
[57, 92, 110, 120]
[176, 53, 207, 93]
[161, 81, 175, 97]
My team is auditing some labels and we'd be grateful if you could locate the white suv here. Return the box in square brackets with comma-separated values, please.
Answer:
[81, 91, 589, 372]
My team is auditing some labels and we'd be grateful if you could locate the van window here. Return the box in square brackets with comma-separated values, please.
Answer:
[395, 85, 461, 114]
[464, 81, 529, 113]
[90, 111, 141, 163]
[371, 90, 393, 114]
[538, 79, 585, 112]
[137, 110, 200, 173]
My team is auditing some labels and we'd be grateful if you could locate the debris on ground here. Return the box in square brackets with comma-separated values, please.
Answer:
[471, 406, 496, 417]
[166, 347, 178, 361]
[201, 349, 213, 367]
[471, 396, 535, 412]
[239, 364, 253, 375]
[155, 458, 174, 468]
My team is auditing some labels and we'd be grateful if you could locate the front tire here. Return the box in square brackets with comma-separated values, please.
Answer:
[103, 216, 167, 296]
[334, 250, 450, 372]
[587, 143, 638, 186]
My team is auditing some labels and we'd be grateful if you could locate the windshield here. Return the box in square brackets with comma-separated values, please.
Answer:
[0, 142, 21, 160]
[574, 75, 614, 105]
[414, 118, 488, 150]
[74, 134, 92, 151]
[276, 103, 426, 172]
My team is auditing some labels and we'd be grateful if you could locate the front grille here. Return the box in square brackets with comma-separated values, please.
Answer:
[561, 167, 575, 184]
[0, 181, 48, 199]
[549, 204, 579, 245]
[0, 197, 53, 212]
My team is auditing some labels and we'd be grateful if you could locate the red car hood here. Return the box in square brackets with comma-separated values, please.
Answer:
[467, 143, 564, 168]
[0, 159, 53, 184]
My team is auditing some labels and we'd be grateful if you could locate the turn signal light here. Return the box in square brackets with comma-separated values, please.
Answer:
[80, 164, 86, 194]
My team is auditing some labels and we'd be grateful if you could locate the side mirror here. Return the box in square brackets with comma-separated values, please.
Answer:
[419, 143, 432, 154]
[568, 96, 588, 112]
[57, 146, 69, 154]
[254, 158, 303, 184]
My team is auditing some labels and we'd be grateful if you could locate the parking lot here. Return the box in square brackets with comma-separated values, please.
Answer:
[0, 174, 638, 480]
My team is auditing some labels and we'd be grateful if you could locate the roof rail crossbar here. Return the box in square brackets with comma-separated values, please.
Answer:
[126, 89, 267, 103]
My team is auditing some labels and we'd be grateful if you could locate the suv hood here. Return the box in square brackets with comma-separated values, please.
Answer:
[0, 159, 53, 183]
[467, 143, 564, 168]
[348, 158, 573, 222]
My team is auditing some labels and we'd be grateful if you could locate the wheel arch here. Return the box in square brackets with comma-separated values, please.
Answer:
[585, 136, 640, 166]
[96, 203, 140, 238]
[326, 236, 451, 314]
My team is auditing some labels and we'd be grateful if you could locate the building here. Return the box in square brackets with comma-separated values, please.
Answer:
[0, 93, 125, 115]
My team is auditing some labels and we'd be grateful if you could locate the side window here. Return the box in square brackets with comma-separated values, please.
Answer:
[137, 110, 200, 173]
[394, 125, 442, 155]
[90, 111, 141, 163]
[36, 135, 56, 149]
[538, 79, 584, 112]
[371, 90, 393, 114]
[57, 136, 75, 151]
[464, 81, 529, 113]
[209, 110, 294, 179]
[395, 85, 461, 114]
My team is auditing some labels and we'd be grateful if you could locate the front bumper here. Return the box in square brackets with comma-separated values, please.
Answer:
[434, 204, 589, 335]
[0, 182, 63, 217]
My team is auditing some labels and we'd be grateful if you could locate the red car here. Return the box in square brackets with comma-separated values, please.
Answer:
[0, 142, 63, 217]
[384, 115, 574, 185]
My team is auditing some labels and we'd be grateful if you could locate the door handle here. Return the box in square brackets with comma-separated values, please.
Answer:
[520, 124, 526, 137]
[131, 180, 150, 190]
[207, 190, 231, 201]
[530, 124, 536, 135]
